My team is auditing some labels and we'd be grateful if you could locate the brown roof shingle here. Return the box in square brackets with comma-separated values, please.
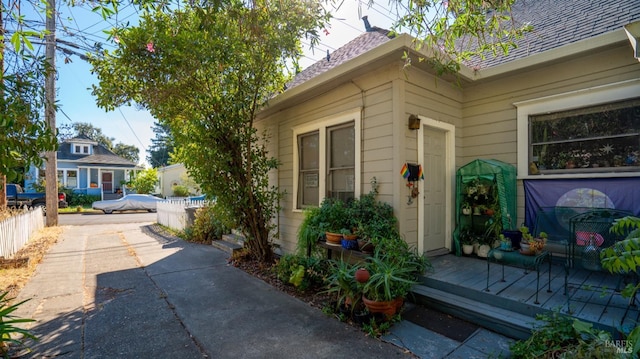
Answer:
[286, 0, 640, 86]
[286, 27, 395, 90]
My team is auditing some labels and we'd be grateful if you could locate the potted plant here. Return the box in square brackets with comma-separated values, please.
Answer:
[461, 201, 472, 215]
[360, 242, 430, 318]
[519, 226, 546, 255]
[340, 228, 359, 250]
[499, 234, 512, 251]
[459, 227, 475, 255]
[476, 238, 492, 258]
[317, 198, 351, 245]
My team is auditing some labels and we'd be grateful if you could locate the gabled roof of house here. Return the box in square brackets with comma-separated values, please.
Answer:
[286, 27, 395, 90]
[58, 136, 139, 168]
[67, 134, 98, 145]
[469, 0, 640, 69]
[285, 0, 639, 89]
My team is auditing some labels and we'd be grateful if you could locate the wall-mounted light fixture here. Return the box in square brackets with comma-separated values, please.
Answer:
[408, 114, 420, 130]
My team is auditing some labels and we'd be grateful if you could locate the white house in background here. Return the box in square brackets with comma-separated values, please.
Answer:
[156, 163, 201, 198]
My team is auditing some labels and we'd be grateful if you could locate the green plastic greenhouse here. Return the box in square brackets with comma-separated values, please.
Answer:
[453, 159, 517, 256]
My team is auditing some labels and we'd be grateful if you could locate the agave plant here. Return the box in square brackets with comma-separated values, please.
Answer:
[0, 291, 36, 357]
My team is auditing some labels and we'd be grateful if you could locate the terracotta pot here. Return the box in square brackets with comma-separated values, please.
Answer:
[357, 239, 375, 253]
[362, 295, 398, 318]
[325, 232, 342, 245]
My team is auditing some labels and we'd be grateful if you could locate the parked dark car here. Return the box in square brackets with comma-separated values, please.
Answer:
[6, 184, 68, 213]
[92, 194, 163, 214]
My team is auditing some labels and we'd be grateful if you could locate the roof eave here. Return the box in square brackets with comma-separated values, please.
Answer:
[470, 29, 630, 81]
[259, 34, 418, 118]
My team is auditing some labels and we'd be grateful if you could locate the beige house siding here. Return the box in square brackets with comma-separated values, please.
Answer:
[258, 62, 404, 254]
[400, 68, 464, 249]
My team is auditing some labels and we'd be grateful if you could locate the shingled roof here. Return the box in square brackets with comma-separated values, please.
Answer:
[58, 136, 138, 167]
[285, 0, 639, 88]
[286, 26, 395, 90]
[468, 0, 640, 68]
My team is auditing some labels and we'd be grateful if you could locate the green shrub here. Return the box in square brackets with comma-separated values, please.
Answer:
[68, 193, 101, 207]
[172, 185, 190, 197]
[297, 178, 400, 256]
[510, 311, 619, 358]
[274, 254, 328, 292]
[183, 205, 231, 244]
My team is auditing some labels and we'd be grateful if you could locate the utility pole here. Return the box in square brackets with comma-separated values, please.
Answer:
[45, 0, 58, 226]
[0, 3, 6, 211]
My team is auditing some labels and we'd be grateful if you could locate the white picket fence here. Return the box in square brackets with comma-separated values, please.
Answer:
[157, 199, 208, 231]
[0, 208, 44, 259]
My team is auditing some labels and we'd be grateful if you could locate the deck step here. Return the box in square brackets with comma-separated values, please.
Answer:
[410, 284, 540, 340]
[211, 233, 245, 255]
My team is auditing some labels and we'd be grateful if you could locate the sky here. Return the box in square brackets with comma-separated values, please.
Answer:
[48, 1, 399, 167]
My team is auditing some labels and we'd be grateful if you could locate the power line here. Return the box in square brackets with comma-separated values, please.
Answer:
[118, 107, 147, 152]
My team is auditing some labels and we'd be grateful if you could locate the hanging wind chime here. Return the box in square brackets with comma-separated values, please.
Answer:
[400, 163, 424, 205]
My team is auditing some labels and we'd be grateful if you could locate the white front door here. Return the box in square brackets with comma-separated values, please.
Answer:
[418, 118, 455, 254]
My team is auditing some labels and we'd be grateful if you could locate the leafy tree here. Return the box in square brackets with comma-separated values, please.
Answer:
[0, 67, 57, 185]
[129, 167, 157, 194]
[147, 121, 174, 167]
[90, 1, 330, 263]
[113, 143, 139, 164]
[378, 0, 531, 74]
[70, 122, 115, 149]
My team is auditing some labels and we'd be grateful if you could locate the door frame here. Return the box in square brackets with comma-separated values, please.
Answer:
[417, 117, 456, 254]
[101, 171, 114, 193]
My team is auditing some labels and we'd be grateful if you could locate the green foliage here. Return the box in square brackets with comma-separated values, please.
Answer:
[65, 191, 101, 207]
[0, 291, 36, 356]
[509, 311, 618, 358]
[112, 143, 139, 164]
[361, 243, 430, 302]
[129, 168, 158, 194]
[297, 182, 400, 256]
[90, 1, 331, 263]
[383, 0, 531, 75]
[147, 121, 174, 167]
[600, 216, 640, 343]
[182, 205, 231, 244]
[0, 71, 57, 184]
[324, 259, 359, 308]
[172, 185, 190, 198]
[274, 254, 328, 292]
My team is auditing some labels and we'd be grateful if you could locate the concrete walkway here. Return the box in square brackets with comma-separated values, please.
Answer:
[13, 222, 512, 358]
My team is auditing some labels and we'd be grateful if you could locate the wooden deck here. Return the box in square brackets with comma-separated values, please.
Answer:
[411, 253, 639, 339]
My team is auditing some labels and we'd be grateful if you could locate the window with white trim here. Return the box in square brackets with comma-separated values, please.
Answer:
[529, 98, 639, 174]
[293, 110, 361, 209]
[515, 80, 640, 178]
[73, 143, 91, 154]
[67, 170, 78, 187]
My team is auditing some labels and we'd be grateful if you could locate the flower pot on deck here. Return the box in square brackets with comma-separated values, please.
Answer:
[502, 230, 522, 250]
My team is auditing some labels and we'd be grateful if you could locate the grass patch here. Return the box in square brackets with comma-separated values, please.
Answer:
[59, 205, 100, 214]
